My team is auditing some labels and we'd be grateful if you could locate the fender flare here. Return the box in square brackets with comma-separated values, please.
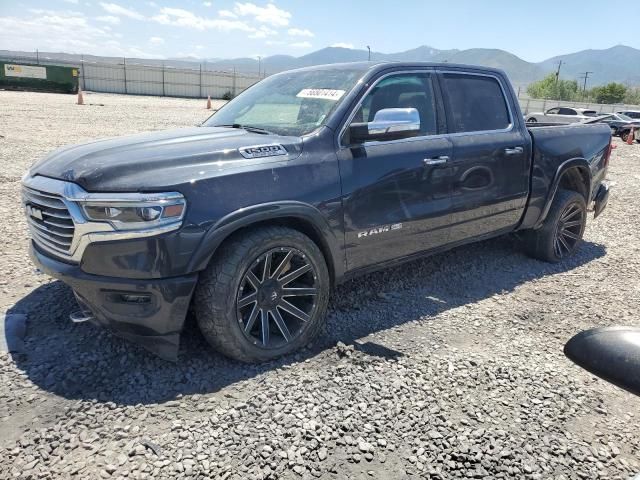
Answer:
[534, 157, 592, 229]
[187, 201, 345, 282]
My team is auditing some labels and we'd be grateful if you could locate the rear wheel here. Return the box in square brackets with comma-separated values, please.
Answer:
[194, 226, 330, 363]
[527, 117, 537, 123]
[621, 131, 630, 142]
[523, 189, 587, 263]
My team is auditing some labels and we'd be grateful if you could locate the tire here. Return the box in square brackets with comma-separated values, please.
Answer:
[523, 189, 587, 263]
[194, 226, 330, 363]
[527, 117, 537, 123]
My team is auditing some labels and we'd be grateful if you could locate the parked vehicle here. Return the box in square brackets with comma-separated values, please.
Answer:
[584, 113, 640, 140]
[617, 110, 640, 120]
[526, 107, 599, 124]
[22, 62, 612, 362]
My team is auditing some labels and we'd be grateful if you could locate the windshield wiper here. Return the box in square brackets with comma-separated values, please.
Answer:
[215, 124, 274, 135]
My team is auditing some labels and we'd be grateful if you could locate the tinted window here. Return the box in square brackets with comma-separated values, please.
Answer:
[558, 108, 577, 115]
[547, 108, 560, 114]
[582, 110, 598, 117]
[352, 72, 438, 136]
[441, 73, 510, 132]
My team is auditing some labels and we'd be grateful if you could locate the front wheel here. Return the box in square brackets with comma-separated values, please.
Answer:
[527, 117, 538, 123]
[621, 131, 630, 142]
[522, 189, 587, 263]
[194, 226, 330, 363]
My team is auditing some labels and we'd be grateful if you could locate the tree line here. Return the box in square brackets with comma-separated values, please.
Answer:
[526, 74, 640, 104]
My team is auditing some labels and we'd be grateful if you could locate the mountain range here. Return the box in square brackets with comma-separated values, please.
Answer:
[3, 45, 640, 87]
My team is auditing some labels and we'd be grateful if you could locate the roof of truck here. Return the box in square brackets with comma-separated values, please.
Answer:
[282, 61, 507, 77]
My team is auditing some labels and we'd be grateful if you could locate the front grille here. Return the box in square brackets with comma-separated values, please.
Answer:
[23, 186, 75, 254]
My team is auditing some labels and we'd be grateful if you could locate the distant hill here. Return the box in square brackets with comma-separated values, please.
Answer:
[3, 44, 640, 87]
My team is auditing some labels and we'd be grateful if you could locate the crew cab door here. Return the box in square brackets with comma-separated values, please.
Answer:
[437, 71, 530, 243]
[337, 70, 453, 271]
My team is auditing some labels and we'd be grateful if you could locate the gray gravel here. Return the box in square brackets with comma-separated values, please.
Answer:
[1, 90, 639, 479]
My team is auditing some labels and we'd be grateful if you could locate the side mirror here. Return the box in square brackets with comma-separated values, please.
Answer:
[349, 108, 421, 144]
[564, 326, 640, 396]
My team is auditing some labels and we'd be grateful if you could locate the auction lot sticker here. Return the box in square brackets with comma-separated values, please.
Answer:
[4, 64, 47, 79]
[297, 89, 345, 101]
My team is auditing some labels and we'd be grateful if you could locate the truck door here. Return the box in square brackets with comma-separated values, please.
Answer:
[437, 71, 530, 244]
[337, 70, 453, 271]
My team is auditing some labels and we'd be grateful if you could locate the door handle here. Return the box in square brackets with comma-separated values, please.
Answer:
[504, 146, 524, 155]
[423, 156, 449, 166]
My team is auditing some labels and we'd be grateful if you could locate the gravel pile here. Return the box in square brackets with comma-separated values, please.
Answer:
[0, 90, 639, 479]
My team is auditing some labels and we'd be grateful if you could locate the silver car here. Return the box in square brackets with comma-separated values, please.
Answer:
[526, 107, 599, 124]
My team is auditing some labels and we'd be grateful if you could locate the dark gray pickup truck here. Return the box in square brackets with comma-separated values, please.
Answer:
[22, 62, 612, 362]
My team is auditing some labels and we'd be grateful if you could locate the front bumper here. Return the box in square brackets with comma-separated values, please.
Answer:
[30, 243, 198, 360]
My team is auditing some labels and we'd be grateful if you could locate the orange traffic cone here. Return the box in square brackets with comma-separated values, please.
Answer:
[206, 95, 211, 109]
[77, 86, 84, 105]
[627, 127, 635, 145]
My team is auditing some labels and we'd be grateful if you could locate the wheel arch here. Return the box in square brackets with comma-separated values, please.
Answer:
[535, 158, 592, 229]
[188, 201, 344, 285]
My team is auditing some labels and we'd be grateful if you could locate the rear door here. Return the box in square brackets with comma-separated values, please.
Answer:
[337, 69, 453, 271]
[437, 71, 530, 243]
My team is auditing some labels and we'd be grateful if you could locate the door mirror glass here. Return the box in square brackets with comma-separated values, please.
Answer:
[349, 108, 421, 143]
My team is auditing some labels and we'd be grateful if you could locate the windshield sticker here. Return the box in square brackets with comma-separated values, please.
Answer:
[296, 89, 346, 101]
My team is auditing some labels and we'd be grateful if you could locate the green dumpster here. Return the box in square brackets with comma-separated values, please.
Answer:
[0, 62, 79, 94]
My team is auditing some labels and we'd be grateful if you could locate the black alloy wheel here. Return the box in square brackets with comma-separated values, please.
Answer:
[236, 247, 319, 349]
[552, 203, 585, 259]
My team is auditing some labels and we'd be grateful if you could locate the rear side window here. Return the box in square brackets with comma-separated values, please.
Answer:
[558, 108, 577, 115]
[441, 73, 511, 133]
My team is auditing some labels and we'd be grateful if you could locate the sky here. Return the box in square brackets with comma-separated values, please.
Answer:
[1, 1, 639, 62]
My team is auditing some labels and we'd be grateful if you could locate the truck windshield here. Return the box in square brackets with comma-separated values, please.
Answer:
[202, 68, 365, 136]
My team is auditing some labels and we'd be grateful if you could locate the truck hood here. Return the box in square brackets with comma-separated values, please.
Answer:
[29, 127, 303, 192]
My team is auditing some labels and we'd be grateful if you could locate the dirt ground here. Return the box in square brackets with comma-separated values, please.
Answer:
[0, 90, 639, 480]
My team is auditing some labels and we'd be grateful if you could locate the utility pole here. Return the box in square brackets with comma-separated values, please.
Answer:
[555, 60, 564, 85]
[36, 49, 39, 64]
[257, 56, 262, 78]
[366, 45, 371, 61]
[580, 71, 593, 98]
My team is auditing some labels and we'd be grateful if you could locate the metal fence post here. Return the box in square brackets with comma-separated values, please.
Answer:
[162, 63, 165, 96]
[81, 54, 86, 90]
[199, 64, 202, 98]
[123, 57, 128, 94]
[232, 68, 237, 97]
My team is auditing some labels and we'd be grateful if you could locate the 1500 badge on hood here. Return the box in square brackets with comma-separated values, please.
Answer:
[239, 144, 288, 159]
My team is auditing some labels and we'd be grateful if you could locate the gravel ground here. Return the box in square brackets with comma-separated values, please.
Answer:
[1, 90, 639, 480]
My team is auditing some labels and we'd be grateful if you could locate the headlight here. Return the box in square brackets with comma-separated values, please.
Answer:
[80, 194, 186, 231]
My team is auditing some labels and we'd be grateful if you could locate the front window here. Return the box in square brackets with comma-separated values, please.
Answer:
[617, 113, 633, 121]
[582, 110, 598, 117]
[203, 67, 365, 136]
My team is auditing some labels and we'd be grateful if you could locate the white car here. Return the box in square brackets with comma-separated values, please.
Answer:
[526, 107, 599, 124]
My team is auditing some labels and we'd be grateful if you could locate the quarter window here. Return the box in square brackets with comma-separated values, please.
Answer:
[441, 73, 511, 133]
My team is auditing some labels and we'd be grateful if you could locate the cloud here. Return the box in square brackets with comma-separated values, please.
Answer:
[249, 25, 277, 39]
[288, 28, 313, 38]
[152, 7, 254, 32]
[203, 1, 212, 6]
[96, 15, 121, 24]
[0, 11, 156, 57]
[63, 0, 80, 4]
[149, 36, 164, 45]
[233, 2, 291, 27]
[99, 2, 145, 20]
[331, 42, 354, 49]
[290, 41, 312, 49]
[218, 9, 237, 18]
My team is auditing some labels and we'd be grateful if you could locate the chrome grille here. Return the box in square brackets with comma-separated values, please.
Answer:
[23, 186, 75, 253]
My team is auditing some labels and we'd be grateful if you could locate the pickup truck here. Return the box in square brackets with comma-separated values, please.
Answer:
[22, 62, 612, 362]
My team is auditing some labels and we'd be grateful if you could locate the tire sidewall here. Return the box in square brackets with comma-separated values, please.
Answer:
[540, 190, 587, 262]
[198, 229, 330, 362]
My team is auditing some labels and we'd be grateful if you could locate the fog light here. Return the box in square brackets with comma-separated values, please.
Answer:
[120, 293, 151, 304]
